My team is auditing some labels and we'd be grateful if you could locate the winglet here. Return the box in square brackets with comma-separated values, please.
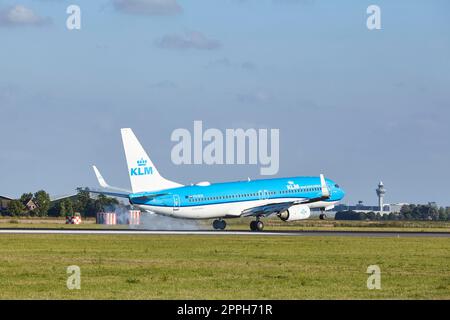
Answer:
[320, 174, 330, 198]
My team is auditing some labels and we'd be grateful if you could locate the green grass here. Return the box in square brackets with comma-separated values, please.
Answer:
[225, 218, 450, 232]
[0, 223, 128, 229]
[0, 234, 449, 299]
[1, 217, 450, 232]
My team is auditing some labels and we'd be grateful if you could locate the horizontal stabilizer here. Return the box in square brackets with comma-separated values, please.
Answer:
[129, 193, 169, 203]
[92, 165, 132, 193]
[86, 188, 130, 199]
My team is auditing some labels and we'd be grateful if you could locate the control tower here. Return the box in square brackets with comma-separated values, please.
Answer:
[376, 181, 386, 213]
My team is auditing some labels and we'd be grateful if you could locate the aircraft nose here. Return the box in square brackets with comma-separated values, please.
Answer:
[338, 187, 345, 199]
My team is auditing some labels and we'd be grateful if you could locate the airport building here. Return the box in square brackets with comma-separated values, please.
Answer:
[0, 196, 13, 210]
[332, 202, 407, 214]
[331, 182, 407, 215]
[22, 197, 37, 211]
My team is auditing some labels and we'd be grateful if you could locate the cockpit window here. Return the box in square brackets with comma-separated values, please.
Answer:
[335, 184, 340, 188]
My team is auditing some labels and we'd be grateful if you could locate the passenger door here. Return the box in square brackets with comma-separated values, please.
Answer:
[258, 190, 269, 201]
[173, 194, 180, 212]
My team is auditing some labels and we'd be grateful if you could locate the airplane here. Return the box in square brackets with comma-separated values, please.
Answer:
[90, 128, 345, 231]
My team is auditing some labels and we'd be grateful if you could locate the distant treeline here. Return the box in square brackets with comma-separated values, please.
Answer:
[1, 189, 123, 218]
[335, 204, 450, 221]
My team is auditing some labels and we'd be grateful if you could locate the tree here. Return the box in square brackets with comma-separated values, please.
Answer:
[74, 189, 95, 216]
[19, 193, 33, 203]
[438, 207, 447, 221]
[65, 199, 74, 216]
[335, 210, 366, 221]
[57, 198, 75, 217]
[428, 207, 439, 221]
[94, 194, 119, 212]
[72, 189, 120, 216]
[387, 212, 398, 221]
[7, 200, 26, 216]
[58, 201, 67, 217]
[367, 211, 377, 221]
[33, 190, 51, 217]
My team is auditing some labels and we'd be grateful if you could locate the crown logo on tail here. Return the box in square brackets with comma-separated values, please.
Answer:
[137, 158, 147, 167]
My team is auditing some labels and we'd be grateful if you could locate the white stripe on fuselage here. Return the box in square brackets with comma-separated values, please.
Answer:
[135, 198, 339, 219]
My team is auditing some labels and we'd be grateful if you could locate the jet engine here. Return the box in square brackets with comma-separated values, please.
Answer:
[279, 205, 311, 221]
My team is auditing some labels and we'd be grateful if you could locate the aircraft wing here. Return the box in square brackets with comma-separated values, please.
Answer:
[241, 200, 303, 217]
[241, 173, 331, 217]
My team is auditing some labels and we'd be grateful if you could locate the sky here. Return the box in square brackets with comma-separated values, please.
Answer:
[1, 0, 449, 206]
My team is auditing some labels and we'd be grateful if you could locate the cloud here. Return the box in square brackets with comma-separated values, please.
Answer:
[207, 58, 257, 71]
[150, 80, 177, 89]
[236, 0, 314, 5]
[273, 0, 314, 4]
[208, 57, 232, 68]
[112, 0, 182, 16]
[240, 61, 257, 71]
[0, 84, 18, 103]
[236, 91, 271, 104]
[155, 31, 221, 50]
[0, 5, 51, 27]
[95, 43, 110, 50]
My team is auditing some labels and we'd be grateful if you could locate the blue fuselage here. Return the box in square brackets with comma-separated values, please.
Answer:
[129, 176, 345, 212]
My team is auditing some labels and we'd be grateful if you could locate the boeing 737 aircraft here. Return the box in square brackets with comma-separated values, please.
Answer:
[90, 128, 345, 231]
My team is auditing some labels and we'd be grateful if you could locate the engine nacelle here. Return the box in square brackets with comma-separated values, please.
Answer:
[279, 205, 311, 221]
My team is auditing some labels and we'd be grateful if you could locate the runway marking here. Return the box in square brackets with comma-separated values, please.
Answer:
[0, 229, 449, 237]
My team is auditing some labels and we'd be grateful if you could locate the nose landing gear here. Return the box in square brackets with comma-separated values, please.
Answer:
[213, 219, 226, 230]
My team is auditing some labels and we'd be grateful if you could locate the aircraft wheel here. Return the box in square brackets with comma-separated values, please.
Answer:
[319, 213, 327, 220]
[213, 219, 221, 230]
[219, 220, 227, 230]
[249, 221, 257, 231]
[256, 220, 264, 232]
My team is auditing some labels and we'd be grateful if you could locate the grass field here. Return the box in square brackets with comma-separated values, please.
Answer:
[2, 217, 450, 233]
[0, 234, 449, 299]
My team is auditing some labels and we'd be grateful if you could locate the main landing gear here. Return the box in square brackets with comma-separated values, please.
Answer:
[319, 208, 327, 220]
[250, 218, 264, 232]
[213, 219, 226, 230]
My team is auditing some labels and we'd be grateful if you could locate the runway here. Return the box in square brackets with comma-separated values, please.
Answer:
[0, 228, 449, 237]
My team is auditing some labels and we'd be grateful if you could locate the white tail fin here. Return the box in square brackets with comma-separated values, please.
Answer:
[121, 128, 182, 193]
